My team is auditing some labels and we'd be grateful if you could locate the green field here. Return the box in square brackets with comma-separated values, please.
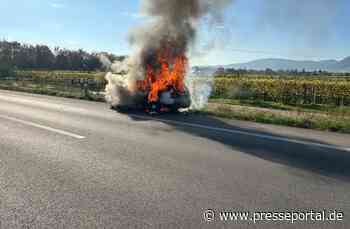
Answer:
[213, 75, 350, 106]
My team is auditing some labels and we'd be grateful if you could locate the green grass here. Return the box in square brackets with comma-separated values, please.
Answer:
[203, 102, 350, 134]
[209, 98, 350, 116]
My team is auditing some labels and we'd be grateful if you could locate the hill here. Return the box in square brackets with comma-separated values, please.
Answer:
[196, 57, 350, 73]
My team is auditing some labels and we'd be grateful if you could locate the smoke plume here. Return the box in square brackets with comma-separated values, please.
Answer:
[105, 0, 232, 109]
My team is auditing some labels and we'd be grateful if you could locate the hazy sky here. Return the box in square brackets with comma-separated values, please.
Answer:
[0, 0, 349, 65]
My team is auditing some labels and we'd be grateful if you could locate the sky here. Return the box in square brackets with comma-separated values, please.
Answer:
[0, 0, 349, 66]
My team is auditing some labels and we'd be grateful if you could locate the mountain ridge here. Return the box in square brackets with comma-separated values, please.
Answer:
[208, 57, 350, 72]
[198, 56, 350, 72]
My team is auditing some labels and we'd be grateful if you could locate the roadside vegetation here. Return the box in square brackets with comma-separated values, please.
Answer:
[1, 69, 349, 133]
[0, 70, 105, 101]
[204, 99, 350, 134]
[213, 75, 350, 106]
[0, 40, 349, 133]
[205, 73, 350, 133]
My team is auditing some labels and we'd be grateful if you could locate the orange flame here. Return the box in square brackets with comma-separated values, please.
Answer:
[137, 44, 188, 103]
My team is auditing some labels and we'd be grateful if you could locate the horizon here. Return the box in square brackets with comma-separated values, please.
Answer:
[1, 0, 349, 65]
[2, 39, 349, 66]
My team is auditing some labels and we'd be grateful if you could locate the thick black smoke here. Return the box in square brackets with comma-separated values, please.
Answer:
[129, 0, 233, 66]
[105, 0, 233, 108]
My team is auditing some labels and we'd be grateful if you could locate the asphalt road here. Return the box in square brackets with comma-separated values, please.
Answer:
[0, 89, 349, 229]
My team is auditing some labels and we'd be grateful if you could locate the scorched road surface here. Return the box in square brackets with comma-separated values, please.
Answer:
[0, 89, 349, 229]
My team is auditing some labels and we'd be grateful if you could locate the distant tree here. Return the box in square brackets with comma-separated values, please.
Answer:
[265, 68, 274, 75]
[0, 40, 120, 71]
[54, 48, 70, 70]
[35, 45, 55, 69]
[0, 41, 15, 77]
[84, 54, 102, 71]
[0, 59, 12, 78]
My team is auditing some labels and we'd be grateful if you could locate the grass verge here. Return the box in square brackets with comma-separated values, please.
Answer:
[0, 82, 105, 102]
[210, 98, 350, 116]
[203, 102, 350, 134]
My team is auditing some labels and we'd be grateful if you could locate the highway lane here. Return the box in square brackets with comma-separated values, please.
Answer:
[0, 89, 349, 229]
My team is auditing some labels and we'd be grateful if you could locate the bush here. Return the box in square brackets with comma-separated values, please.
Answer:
[0, 63, 15, 78]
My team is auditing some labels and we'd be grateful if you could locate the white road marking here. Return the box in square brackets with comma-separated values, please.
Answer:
[0, 114, 86, 139]
[130, 114, 350, 152]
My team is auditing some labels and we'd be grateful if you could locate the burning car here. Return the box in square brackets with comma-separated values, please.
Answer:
[110, 83, 191, 114]
[107, 41, 192, 114]
[135, 43, 191, 113]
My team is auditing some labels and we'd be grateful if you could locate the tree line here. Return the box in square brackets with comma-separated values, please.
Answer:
[215, 67, 350, 77]
[0, 40, 122, 77]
